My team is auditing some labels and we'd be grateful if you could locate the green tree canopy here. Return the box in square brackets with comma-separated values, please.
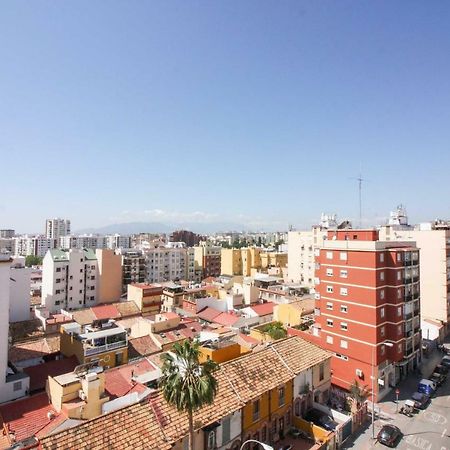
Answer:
[25, 255, 43, 267]
[264, 321, 287, 340]
[159, 340, 218, 450]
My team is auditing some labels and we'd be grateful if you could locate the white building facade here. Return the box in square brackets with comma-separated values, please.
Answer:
[46, 218, 71, 240]
[9, 257, 32, 322]
[14, 235, 57, 257]
[145, 244, 187, 283]
[41, 248, 99, 312]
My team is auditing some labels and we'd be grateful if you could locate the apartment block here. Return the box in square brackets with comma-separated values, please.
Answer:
[221, 247, 283, 277]
[145, 244, 187, 283]
[127, 283, 163, 315]
[313, 229, 421, 401]
[46, 218, 71, 240]
[96, 249, 122, 304]
[0, 229, 15, 239]
[170, 230, 205, 247]
[380, 221, 450, 339]
[116, 249, 146, 291]
[105, 234, 131, 250]
[194, 243, 221, 279]
[9, 257, 32, 322]
[14, 235, 57, 257]
[41, 249, 99, 312]
[186, 248, 202, 283]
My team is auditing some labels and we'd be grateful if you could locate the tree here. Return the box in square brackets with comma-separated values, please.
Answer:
[349, 379, 371, 408]
[264, 321, 287, 340]
[25, 255, 43, 267]
[159, 340, 218, 450]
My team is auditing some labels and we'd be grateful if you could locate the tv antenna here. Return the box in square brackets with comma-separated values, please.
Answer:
[350, 170, 366, 228]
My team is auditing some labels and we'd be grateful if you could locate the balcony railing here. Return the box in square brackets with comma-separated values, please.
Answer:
[404, 313, 413, 320]
[84, 340, 127, 356]
[404, 294, 413, 302]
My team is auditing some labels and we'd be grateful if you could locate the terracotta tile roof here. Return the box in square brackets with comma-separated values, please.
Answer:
[161, 312, 179, 320]
[104, 359, 157, 398]
[250, 302, 275, 316]
[23, 356, 78, 392]
[128, 335, 161, 360]
[91, 304, 120, 321]
[38, 337, 331, 450]
[197, 306, 221, 322]
[9, 334, 61, 364]
[212, 312, 240, 327]
[72, 308, 96, 326]
[45, 314, 72, 326]
[114, 301, 141, 317]
[39, 398, 172, 450]
[0, 393, 57, 443]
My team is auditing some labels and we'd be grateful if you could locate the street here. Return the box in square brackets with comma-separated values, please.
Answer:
[342, 347, 450, 450]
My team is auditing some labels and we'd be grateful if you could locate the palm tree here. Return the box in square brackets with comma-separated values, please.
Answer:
[159, 340, 218, 450]
[264, 321, 287, 340]
[349, 379, 371, 408]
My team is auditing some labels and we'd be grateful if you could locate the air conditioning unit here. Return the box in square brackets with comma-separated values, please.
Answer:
[79, 390, 87, 401]
[356, 369, 363, 377]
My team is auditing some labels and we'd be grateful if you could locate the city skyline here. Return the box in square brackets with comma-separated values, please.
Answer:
[2, 1, 450, 231]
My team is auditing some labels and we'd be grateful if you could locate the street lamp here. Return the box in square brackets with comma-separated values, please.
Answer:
[371, 341, 394, 440]
[240, 440, 274, 450]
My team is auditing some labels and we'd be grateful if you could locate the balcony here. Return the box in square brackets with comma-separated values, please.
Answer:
[404, 312, 413, 321]
[404, 294, 413, 302]
[405, 347, 414, 357]
[85, 340, 127, 356]
[404, 260, 412, 267]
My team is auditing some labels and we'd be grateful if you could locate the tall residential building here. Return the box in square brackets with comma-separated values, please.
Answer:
[0, 230, 15, 239]
[170, 230, 205, 247]
[145, 244, 187, 283]
[96, 249, 122, 304]
[9, 257, 32, 322]
[116, 249, 146, 290]
[0, 255, 29, 402]
[59, 235, 106, 250]
[105, 234, 131, 250]
[14, 235, 57, 257]
[0, 238, 14, 254]
[45, 218, 71, 240]
[380, 219, 450, 340]
[313, 229, 421, 401]
[186, 248, 202, 283]
[194, 243, 221, 279]
[41, 249, 99, 312]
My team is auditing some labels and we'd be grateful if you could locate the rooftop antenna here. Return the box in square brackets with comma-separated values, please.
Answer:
[350, 167, 365, 228]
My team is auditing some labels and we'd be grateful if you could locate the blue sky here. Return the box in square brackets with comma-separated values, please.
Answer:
[1, 1, 450, 233]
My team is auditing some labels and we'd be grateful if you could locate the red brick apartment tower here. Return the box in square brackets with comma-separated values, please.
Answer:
[313, 230, 421, 401]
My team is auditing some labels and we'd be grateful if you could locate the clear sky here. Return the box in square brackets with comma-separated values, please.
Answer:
[1, 1, 450, 233]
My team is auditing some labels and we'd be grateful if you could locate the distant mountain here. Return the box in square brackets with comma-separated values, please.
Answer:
[75, 221, 248, 235]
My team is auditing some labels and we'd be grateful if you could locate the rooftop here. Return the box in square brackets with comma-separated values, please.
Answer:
[249, 302, 275, 316]
[9, 334, 61, 364]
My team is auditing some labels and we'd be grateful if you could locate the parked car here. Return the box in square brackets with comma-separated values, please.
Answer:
[430, 371, 446, 387]
[434, 364, 449, 375]
[418, 379, 437, 396]
[377, 424, 402, 447]
[410, 391, 430, 410]
[304, 409, 337, 431]
[441, 356, 450, 368]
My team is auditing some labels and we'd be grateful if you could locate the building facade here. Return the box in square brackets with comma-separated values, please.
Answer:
[46, 218, 71, 240]
[0, 229, 15, 239]
[116, 249, 146, 291]
[313, 229, 421, 401]
[41, 249, 99, 312]
[96, 249, 122, 304]
[14, 235, 57, 257]
[145, 244, 187, 283]
[194, 244, 222, 279]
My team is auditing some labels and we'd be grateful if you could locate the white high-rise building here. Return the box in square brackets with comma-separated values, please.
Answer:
[0, 255, 29, 402]
[59, 234, 106, 250]
[45, 218, 71, 240]
[288, 214, 339, 288]
[106, 234, 131, 250]
[145, 244, 187, 283]
[41, 248, 99, 312]
[14, 235, 57, 257]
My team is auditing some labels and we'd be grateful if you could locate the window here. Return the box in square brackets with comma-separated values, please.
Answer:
[397, 271, 402, 281]
[56, 278, 61, 284]
[398, 344, 402, 353]
[222, 417, 231, 443]
[326, 319, 333, 327]
[341, 322, 348, 331]
[326, 251, 333, 260]
[56, 267, 61, 272]
[326, 335, 333, 344]
[340, 287, 348, 296]
[326, 302, 333, 310]
[340, 252, 348, 261]
[380, 271, 385, 281]
[397, 288, 402, 298]
[380, 326, 385, 337]
[340, 340, 348, 349]
[380, 307, 385, 318]
[340, 269, 348, 278]
[80, 269, 83, 273]
[326, 268, 333, 276]
[381, 345, 386, 355]
[252, 400, 260, 422]
[340, 305, 348, 313]
[335, 353, 348, 361]
[380, 289, 385, 300]
[397, 253, 402, 262]
[319, 363, 324, 381]
[379, 253, 384, 263]
[326, 285, 333, 293]
[55, 289, 60, 294]
[207, 431, 216, 450]
[13, 381, 22, 392]
[278, 386, 285, 406]
[398, 324, 402, 335]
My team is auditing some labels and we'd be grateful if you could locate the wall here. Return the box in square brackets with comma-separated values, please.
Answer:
[9, 264, 31, 322]
[199, 343, 242, 364]
[242, 392, 270, 434]
[0, 257, 12, 403]
[96, 249, 122, 304]
[215, 410, 242, 450]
